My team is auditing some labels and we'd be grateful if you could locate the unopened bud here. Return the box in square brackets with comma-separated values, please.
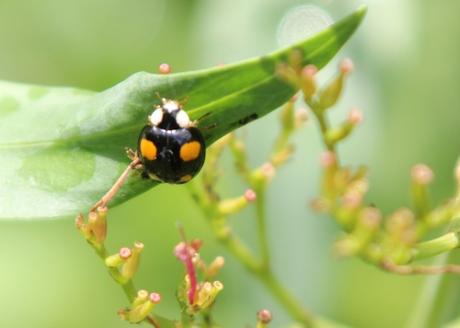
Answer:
[257, 309, 273, 324]
[219, 194, 251, 215]
[121, 242, 144, 280]
[411, 164, 433, 217]
[340, 58, 354, 74]
[124, 291, 161, 323]
[325, 119, 357, 145]
[301, 65, 318, 100]
[348, 108, 363, 125]
[341, 192, 362, 209]
[411, 164, 434, 185]
[207, 256, 225, 277]
[195, 280, 224, 310]
[105, 247, 132, 267]
[318, 75, 344, 109]
[158, 63, 171, 74]
[132, 290, 149, 308]
[149, 292, 161, 304]
[174, 242, 193, 262]
[360, 207, 382, 230]
[280, 100, 295, 132]
[244, 189, 257, 202]
[295, 107, 309, 127]
[387, 208, 417, 244]
[75, 213, 91, 239]
[261, 162, 275, 179]
[320, 151, 336, 168]
[190, 239, 203, 252]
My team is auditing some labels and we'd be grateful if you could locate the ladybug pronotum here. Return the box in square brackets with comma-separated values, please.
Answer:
[137, 98, 206, 184]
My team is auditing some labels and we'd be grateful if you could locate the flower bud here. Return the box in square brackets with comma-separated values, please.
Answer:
[411, 164, 433, 217]
[411, 164, 434, 185]
[123, 291, 161, 323]
[105, 247, 132, 267]
[75, 213, 91, 239]
[348, 108, 363, 125]
[280, 99, 295, 133]
[190, 239, 203, 252]
[121, 242, 144, 280]
[318, 75, 344, 110]
[218, 194, 251, 215]
[251, 162, 276, 187]
[301, 65, 318, 101]
[324, 118, 358, 145]
[91, 207, 108, 243]
[294, 107, 309, 128]
[207, 256, 225, 278]
[158, 63, 171, 74]
[386, 208, 417, 247]
[340, 58, 354, 74]
[320, 151, 337, 168]
[257, 309, 273, 327]
[195, 281, 224, 310]
[336, 207, 381, 256]
[132, 289, 149, 308]
[244, 189, 257, 202]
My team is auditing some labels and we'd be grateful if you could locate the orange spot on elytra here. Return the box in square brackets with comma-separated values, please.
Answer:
[180, 141, 201, 162]
[140, 139, 157, 160]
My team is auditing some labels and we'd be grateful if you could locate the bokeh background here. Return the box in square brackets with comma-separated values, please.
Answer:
[1, 0, 460, 327]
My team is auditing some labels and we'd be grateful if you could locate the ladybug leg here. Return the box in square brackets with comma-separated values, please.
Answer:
[90, 157, 142, 212]
[125, 148, 144, 169]
[125, 147, 137, 161]
[189, 120, 199, 128]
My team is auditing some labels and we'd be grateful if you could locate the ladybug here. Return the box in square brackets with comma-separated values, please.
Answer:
[137, 98, 206, 184]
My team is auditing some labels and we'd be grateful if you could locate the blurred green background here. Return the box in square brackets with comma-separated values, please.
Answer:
[1, 0, 460, 327]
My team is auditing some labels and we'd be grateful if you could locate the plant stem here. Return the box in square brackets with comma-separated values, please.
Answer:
[255, 186, 270, 270]
[259, 270, 314, 327]
[188, 182, 315, 327]
[412, 232, 460, 261]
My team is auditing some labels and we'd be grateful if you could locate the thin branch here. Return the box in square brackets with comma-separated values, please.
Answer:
[382, 260, 460, 275]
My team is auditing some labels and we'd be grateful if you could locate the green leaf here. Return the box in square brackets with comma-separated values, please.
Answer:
[0, 6, 366, 220]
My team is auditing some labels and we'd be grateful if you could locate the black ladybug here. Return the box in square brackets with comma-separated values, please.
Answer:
[137, 98, 206, 184]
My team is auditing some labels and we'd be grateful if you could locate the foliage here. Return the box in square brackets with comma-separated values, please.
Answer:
[0, 7, 366, 220]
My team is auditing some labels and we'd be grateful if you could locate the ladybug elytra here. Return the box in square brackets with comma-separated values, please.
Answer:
[137, 98, 206, 184]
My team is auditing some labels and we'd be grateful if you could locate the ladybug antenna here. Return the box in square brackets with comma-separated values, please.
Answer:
[179, 95, 189, 107]
[154, 92, 168, 105]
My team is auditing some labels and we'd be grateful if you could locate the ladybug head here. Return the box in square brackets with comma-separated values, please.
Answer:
[148, 99, 191, 130]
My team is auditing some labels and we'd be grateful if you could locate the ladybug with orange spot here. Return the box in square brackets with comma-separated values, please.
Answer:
[137, 98, 206, 184]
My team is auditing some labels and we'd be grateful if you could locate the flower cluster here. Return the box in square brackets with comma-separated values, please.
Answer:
[76, 208, 162, 327]
[174, 239, 225, 318]
[279, 52, 460, 274]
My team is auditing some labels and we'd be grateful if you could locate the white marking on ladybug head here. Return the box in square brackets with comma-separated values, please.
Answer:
[163, 100, 180, 113]
[175, 109, 191, 128]
[149, 108, 164, 126]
